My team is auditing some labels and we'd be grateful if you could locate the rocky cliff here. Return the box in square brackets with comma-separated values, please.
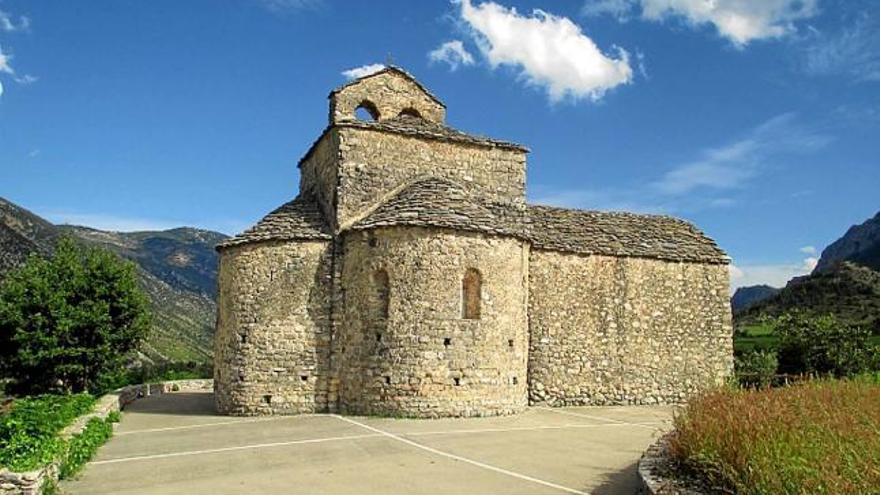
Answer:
[814, 211, 880, 273]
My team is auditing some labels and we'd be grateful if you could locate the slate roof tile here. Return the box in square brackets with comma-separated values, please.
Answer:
[217, 197, 331, 250]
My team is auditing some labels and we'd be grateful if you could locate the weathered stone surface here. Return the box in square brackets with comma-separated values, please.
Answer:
[329, 66, 446, 125]
[528, 251, 732, 406]
[337, 227, 528, 417]
[214, 241, 333, 415]
[215, 66, 732, 418]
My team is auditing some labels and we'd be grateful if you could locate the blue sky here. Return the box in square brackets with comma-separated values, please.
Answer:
[0, 0, 878, 290]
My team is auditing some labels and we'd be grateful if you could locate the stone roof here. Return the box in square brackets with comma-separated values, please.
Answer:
[527, 205, 728, 263]
[217, 197, 332, 250]
[219, 181, 727, 264]
[351, 177, 526, 238]
[329, 65, 446, 108]
[299, 115, 528, 167]
[341, 114, 528, 151]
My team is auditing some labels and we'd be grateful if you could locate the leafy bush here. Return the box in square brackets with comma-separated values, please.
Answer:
[0, 236, 151, 394]
[59, 417, 113, 479]
[669, 379, 880, 495]
[734, 349, 778, 388]
[0, 394, 95, 471]
[776, 312, 879, 377]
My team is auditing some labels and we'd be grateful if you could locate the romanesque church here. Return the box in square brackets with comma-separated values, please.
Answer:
[214, 67, 732, 417]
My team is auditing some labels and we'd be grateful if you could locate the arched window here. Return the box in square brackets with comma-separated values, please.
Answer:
[355, 100, 380, 121]
[398, 108, 422, 119]
[373, 269, 390, 320]
[462, 268, 481, 320]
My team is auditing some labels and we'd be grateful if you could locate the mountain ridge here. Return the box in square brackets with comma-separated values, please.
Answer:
[0, 197, 227, 364]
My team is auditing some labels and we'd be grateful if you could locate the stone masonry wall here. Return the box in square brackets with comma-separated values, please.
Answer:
[336, 227, 529, 417]
[335, 128, 526, 229]
[528, 250, 732, 406]
[298, 129, 341, 230]
[214, 240, 333, 415]
[329, 70, 445, 124]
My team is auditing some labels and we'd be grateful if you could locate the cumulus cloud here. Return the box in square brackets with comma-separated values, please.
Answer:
[800, 245, 817, 255]
[457, 0, 633, 102]
[428, 40, 475, 71]
[582, 0, 818, 47]
[341, 63, 385, 80]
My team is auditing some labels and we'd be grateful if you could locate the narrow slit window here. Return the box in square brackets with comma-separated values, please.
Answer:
[373, 269, 390, 320]
[462, 268, 482, 320]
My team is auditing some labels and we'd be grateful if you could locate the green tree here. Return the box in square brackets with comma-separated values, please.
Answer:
[0, 236, 150, 394]
[776, 312, 879, 377]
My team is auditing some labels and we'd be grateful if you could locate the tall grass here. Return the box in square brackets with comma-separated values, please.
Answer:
[668, 378, 880, 495]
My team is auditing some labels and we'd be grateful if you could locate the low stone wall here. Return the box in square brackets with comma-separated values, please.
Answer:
[638, 433, 709, 495]
[0, 379, 213, 495]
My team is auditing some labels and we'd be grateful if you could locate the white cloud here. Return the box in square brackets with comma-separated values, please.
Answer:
[729, 247, 822, 292]
[0, 45, 13, 75]
[582, 0, 633, 20]
[652, 113, 831, 195]
[14, 74, 36, 84]
[0, 9, 29, 32]
[729, 263, 807, 292]
[531, 113, 830, 213]
[583, 0, 818, 47]
[0, 80, 3, 98]
[802, 256, 818, 271]
[457, 0, 633, 102]
[341, 63, 385, 80]
[428, 40, 475, 71]
[257, 0, 321, 14]
[804, 13, 880, 82]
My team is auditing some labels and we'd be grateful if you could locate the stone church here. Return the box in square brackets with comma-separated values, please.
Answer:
[214, 67, 733, 418]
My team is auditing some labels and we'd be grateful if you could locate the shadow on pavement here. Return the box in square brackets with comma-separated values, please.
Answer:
[587, 461, 640, 495]
[125, 392, 219, 416]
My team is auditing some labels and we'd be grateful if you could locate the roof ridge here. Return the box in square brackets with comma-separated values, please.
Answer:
[329, 65, 446, 108]
[337, 174, 448, 233]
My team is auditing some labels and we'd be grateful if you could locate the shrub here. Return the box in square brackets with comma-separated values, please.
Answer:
[734, 349, 778, 388]
[776, 312, 879, 377]
[0, 236, 151, 394]
[59, 417, 113, 479]
[0, 394, 95, 471]
[669, 379, 880, 495]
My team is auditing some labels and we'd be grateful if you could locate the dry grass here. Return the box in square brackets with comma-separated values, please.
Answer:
[668, 378, 880, 495]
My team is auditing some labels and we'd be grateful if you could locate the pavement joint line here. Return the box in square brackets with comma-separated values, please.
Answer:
[537, 407, 660, 430]
[333, 414, 591, 495]
[403, 421, 665, 437]
[89, 433, 382, 465]
[116, 414, 328, 436]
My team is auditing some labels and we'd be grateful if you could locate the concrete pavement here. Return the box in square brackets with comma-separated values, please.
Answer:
[61, 392, 671, 495]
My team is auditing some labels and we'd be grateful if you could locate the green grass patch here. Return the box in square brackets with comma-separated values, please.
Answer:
[59, 417, 113, 479]
[669, 379, 880, 495]
[0, 394, 96, 471]
[734, 323, 880, 353]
